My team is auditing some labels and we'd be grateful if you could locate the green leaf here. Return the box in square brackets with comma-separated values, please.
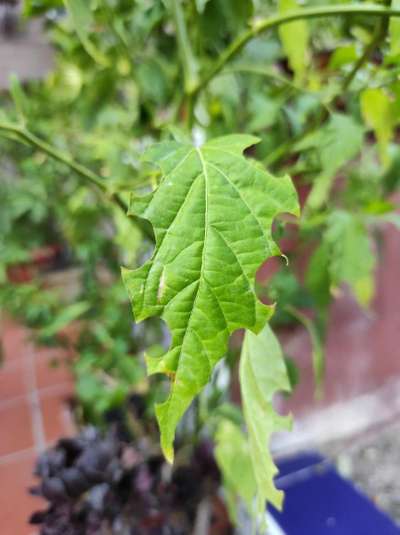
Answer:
[122, 134, 299, 461]
[38, 301, 91, 339]
[239, 323, 291, 512]
[23, 0, 63, 16]
[195, 0, 211, 13]
[198, 0, 253, 48]
[63, 0, 108, 66]
[305, 113, 364, 212]
[278, 0, 309, 84]
[325, 211, 376, 308]
[248, 93, 281, 132]
[216, 0, 253, 34]
[360, 88, 395, 167]
[307, 212, 375, 309]
[136, 60, 169, 105]
[318, 114, 364, 173]
[328, 45, 358, 69]
[390, 0, 400, 55]
[168, 0, 199, 93]
[305, 241, 332, 309]
[113, 206, 141, 266]
[215, 419, 256, 521]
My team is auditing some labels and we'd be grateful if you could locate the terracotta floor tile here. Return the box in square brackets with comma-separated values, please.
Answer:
[34, 347, 73, 391]
[40, 386, 75, 445]
[1, 319, 33, 364]
[0, 360, 30, 402]
[0, 452, 44, 535]
[0, 400, 35, 456]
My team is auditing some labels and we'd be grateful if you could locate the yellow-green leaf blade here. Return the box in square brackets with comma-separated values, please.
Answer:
[215, 420, 256, 521]
[239, 324, 291, 512]
[278, 0, 310, 84]
[390, 0, 400, 55]
[360, 88, 395, 167]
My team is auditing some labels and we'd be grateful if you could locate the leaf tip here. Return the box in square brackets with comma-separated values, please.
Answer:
[163, 445, 174, 465]
[156, 402, 175, 464]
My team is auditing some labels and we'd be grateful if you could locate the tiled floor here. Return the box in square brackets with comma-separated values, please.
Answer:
[0, 318, 75, 535]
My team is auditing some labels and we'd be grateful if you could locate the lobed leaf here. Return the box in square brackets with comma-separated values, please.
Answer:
[122, 134, 299, 461]
[215, 420, 256, 521]
[325, 210, 376, 308]
[304, 113, 364, 212]
[239, 323, 291, 513]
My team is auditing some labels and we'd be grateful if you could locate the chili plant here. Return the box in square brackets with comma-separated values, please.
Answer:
[1, 0, 400, 526]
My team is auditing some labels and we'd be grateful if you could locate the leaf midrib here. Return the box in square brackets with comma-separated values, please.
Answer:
[176, 148, 210, 366]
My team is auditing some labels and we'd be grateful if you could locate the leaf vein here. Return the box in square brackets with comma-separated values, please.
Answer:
[206, 160, 267, 250]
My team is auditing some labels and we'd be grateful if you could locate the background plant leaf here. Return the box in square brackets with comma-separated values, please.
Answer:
[64, 0, 108, 66]
[304, 113, 364, 212]
[38, 301, 90, 339]
[360, 88, 395, 167]
[278, 0, 309, 84]
[325, 210, 376, 308]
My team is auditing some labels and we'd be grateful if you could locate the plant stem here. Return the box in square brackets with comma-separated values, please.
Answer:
[263, 139, 295, 168]
[222, 63, 332, 115]
[0, 122, 154, 240]
[263, 2, 394, 169]
[170, 0, 199, 128]
[0, 122, 106, 189]
[170, 0, 198, 94]
[101, 0, 134, 72]
[191, 4, 400, 99]
[341, 0, 392, 91]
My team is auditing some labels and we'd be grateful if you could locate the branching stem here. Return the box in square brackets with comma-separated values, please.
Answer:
[261, 2, 396, 169]
[170, 0, 198, 94]
[0, 122, 106, 190]
[190, 4, 400, 101]
[0, 121, 154, 240]
[341, 0, 392, 91]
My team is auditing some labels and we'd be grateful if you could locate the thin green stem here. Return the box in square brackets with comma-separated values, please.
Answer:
[222, 64, 304, 92]
[191, 4, 400, 100]
[263, 140, 294, 168]
[222, 63, 332, 115]
[341, 0, 392, 91]
[262, 3, 395, 170]
[101, 0, 134, 71]
[0, 122, 106, 190]
[170, 0, 198, 94]
[0, 122, 154, 240]
[170, 0, 199, 127]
